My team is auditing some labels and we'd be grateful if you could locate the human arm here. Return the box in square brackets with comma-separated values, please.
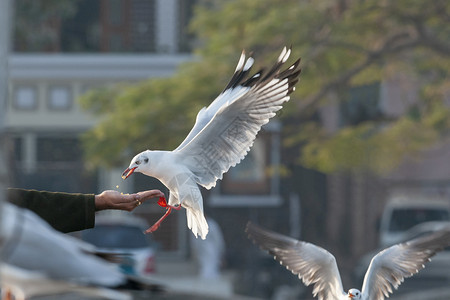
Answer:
[7, 188, 96, 233]
[7, 188, 165, 233]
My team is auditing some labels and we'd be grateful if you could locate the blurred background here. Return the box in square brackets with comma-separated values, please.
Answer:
[0, 0, 449, 299]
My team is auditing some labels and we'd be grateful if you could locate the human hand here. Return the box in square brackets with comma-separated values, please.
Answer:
[95, 189, 165, 212]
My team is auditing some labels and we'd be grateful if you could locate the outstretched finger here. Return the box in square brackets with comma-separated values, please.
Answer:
[136, 190, 165, 203]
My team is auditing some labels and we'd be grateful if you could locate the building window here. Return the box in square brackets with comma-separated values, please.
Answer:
[36, 137, 81, 162]
[14, 0, 195, 53]
[178, 0, 196, 52]
[13, 86, 37, 110]
[48, 86, 72, 111]
[12, 136, 23, 162]
[10, 135, 97, 193]
[61, 0, 101, 52]
[109, 0, 123, 25]
[130, 0, 156, 52]
[100, 0, 157, 52]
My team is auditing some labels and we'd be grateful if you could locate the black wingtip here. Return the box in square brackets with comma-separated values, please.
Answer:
[222, 47, 302, 94]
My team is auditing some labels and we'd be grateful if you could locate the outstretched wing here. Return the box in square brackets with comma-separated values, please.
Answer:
[175, 47, 301, 189]
[246, 222, 347, 300]
[361, 227, 450, 300]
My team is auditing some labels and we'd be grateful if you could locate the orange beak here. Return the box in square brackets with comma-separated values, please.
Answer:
[121, 167, 137, 179]
[349, 293, 354, 299]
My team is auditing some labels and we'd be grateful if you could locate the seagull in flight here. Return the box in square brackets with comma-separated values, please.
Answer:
[246, 222, 450, 300]
[122, 47, 301, 239]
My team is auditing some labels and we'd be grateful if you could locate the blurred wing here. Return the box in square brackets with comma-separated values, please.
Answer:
[246, 222, 346, 300]
[361, 227, 450, 300]
[1, 203, 124, 287]
[175, 47, 301, 189]
[0, 264, 130, 300]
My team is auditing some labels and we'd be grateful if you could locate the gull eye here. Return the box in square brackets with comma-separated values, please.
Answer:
[144, 158, 149, 163]
[135, 160, 141, 165]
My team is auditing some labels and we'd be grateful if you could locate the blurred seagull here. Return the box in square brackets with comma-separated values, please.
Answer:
[246, 222, 450, 300]
[0, 203, 130, 300]
[0, 264, 130, 300]
[122, 47, 301, 239]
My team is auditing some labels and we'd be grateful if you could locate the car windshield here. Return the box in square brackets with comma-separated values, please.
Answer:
[82, 225, 150, 249]
[389, 208, 450, 232]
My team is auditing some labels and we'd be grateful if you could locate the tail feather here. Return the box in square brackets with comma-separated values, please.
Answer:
[186, 209, 209, 240]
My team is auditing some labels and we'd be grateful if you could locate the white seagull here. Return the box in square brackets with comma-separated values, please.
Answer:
[122, 47, 301, 239]
[0, 203, 130, 300]
[246, 222, 450, 300]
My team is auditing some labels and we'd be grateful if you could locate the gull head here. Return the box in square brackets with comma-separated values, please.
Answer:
[122, 151, 150, 179]
[348, 288, 361, 299]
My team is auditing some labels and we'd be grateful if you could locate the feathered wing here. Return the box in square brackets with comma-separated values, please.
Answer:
[246, 222, 347, 300]
[175, 47, 301, 189]
[361, 227, 450, 300]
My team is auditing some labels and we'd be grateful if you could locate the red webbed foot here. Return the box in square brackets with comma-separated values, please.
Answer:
[144, 197, 181, 234]
[157, 197, 181, 210]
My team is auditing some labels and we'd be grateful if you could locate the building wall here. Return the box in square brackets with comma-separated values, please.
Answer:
[5, 53, 192, 254]
[0, 0, 12, 207]
[6, 54, 191, 130]
[7, 1, 196, 259]
[319, 70, 450, 274]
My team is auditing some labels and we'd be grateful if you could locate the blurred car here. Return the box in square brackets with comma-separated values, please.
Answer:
[378, 194, 450, 248]
[353, 221, 450, 291]
[81, 212, 157, 277]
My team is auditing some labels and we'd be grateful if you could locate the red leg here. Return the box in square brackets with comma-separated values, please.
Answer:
[169, 204, 182, 211]
[144, 204, 182, 234]
[145, 207, 172, 234]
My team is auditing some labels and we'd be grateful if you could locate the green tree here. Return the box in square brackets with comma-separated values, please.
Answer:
[80, 0, 450, 173]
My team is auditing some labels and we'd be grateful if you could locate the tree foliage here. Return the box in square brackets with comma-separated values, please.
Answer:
[80, 0, 450, 173]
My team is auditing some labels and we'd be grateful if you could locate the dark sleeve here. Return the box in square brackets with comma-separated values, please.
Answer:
[6, 188, 96, 233]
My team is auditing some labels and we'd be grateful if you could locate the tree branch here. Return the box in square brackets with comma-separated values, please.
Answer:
[414, 20, 450, 55]
[298, 32, 422, 112]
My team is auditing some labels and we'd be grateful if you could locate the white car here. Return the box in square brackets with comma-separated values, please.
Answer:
[378, 194, 450, 247]
[81, 212, 157, 276]
[353, 221, 450, 291]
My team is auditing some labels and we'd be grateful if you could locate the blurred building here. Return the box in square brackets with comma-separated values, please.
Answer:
[0, 0, 11, 207]
[4, 0, 194, 257]
[13, 0, 194, 53]
[318, 73, 450, 265]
